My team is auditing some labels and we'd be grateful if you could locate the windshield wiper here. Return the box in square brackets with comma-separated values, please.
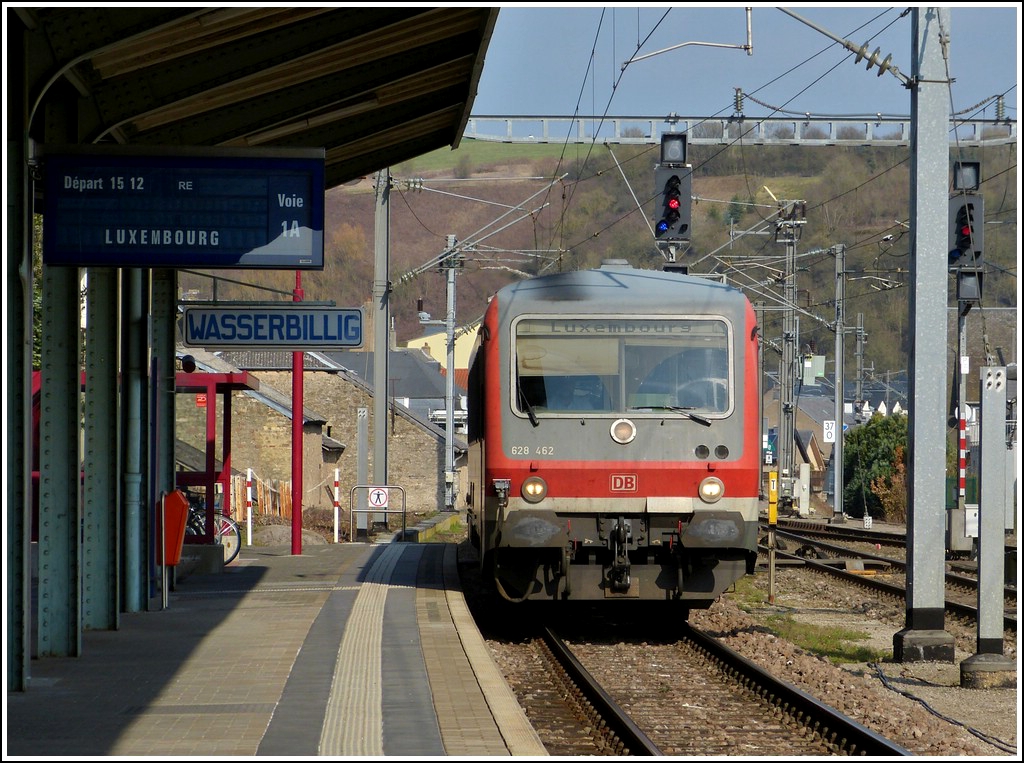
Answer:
[628, 405, 712, 427]
[517, 384, 539, 427]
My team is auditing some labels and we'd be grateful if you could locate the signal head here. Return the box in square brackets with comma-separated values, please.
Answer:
[654, 167, 691, 243]
[661, 133, 687, 165]
[948, 194, 983, 266]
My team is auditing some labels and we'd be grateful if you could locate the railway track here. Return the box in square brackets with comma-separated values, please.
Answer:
[456, 537, 1014, 757]
[760, 523, 1017, 633]
[770, 527, 1017, 604]
[528, 628, 662, 755]
[471, 594, 910, 756]
[774, 518, 1018, 570]
[499, 622, 909, 753]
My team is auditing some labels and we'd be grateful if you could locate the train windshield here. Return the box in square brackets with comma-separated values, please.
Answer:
[514, 316, 732, 416]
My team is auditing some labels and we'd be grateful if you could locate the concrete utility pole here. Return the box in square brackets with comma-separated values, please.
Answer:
[417, 235, 463, 512]
[832, 243, 847, 523]
[894, 6, 955, 664]
[774, 199, 806, 514]
[372, 169, 391, 526]
[440, 236, 461, 512]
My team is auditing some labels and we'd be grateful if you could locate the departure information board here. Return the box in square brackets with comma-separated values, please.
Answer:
[43, 146, 325, 269]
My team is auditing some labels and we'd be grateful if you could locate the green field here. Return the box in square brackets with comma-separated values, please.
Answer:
[395, 139, 612, 174]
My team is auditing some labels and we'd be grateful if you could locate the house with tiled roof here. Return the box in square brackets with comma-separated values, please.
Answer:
[178, 344, 466, 518]
[195, 346, 468, 519]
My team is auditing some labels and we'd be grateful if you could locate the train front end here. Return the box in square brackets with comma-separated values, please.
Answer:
[466, 262, 761, 606]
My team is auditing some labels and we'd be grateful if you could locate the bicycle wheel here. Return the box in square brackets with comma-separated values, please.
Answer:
[214, 514, 242, 565]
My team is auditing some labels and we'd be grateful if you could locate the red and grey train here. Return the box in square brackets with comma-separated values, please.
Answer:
[465, 260, 761, 607]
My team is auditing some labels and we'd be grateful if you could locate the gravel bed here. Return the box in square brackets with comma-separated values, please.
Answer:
[470, 548, 1017, 757]
[693, 566, 1017, 757]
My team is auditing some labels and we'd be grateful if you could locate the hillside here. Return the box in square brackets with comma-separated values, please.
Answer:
[179, 139, 1018, 382]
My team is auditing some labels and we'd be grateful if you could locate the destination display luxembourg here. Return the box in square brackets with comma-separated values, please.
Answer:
[42, 146, 325, 269]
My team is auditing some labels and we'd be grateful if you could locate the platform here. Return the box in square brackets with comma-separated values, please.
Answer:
[5, 540, 546, 757]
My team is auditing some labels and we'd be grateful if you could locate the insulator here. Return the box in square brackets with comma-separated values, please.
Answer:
[997, 96, 1005, 122]
[734, 87, 744, 114]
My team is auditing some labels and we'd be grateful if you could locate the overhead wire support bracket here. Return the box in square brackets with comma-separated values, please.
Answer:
[778, 7, 910, 85]
[621, 6, 753, 70]
[658, 241, 683, 264]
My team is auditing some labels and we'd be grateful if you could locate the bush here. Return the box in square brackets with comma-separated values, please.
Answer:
[870, 445, 908, 523]
[843, 412, 907, 518]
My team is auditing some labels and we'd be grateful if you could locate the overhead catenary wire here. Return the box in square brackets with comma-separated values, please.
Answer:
[387, 8, 1014, 371]
[530, 8, 929, 264]
[394, 174, 569, 286]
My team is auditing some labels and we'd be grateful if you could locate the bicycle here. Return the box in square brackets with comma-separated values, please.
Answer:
[184, 491, 242, 565]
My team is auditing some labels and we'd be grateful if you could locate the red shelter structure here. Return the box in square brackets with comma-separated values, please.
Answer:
[174, 371, 259, 543]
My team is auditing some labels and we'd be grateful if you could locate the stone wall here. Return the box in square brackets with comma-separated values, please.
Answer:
[175, 369, 460, 518]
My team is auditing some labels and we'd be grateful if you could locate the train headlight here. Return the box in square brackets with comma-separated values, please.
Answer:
[698, 476, 725, 503]
[521, 476, 548, 503]
[610, 418, 636, 444]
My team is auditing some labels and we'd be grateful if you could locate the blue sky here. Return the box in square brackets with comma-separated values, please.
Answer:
[472, 5, 1019, 121]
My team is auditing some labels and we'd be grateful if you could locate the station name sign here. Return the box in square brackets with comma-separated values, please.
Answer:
[182, 306, 363, 350]
[42, 146, 325, 269]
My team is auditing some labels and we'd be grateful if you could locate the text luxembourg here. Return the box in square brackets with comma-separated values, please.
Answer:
[186, 310, 361, 346]
[105, 228, 220, 246]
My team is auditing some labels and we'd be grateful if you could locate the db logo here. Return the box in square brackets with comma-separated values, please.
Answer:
[610, 474, 637, 492]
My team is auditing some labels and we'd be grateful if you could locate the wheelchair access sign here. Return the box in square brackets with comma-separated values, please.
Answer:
[368, 487, 390, 509]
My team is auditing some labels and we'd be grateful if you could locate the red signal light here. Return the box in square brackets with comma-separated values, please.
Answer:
[653, 168, 690, 242]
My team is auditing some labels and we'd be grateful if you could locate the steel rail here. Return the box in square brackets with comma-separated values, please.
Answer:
[684, 623, 912, 757]
[542, 627, 665, 756]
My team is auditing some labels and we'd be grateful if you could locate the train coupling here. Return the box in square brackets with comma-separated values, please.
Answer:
[492, 478, 511, 509]
[607, 516, 632, 592]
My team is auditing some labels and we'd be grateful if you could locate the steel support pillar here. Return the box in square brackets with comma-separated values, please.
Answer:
[6, 73, 31, 689]
[83, 268, 120, 629]
[38, 264, 82, 656]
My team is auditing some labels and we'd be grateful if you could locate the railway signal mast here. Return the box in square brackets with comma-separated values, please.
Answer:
[773, 197, 807, 515]
[948, 161, 985, 554]
[653, 133, 693, 263]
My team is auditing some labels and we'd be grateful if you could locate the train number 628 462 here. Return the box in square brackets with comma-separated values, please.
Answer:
[510, 445, 554, 455]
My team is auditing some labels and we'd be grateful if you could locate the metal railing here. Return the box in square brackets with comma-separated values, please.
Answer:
[465, 114, 1016, 148]
[348, 484, 407, 541]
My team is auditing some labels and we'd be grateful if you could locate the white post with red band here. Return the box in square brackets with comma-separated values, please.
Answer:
[334, 469, 341, 543]
[246, 468, 253, 546]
